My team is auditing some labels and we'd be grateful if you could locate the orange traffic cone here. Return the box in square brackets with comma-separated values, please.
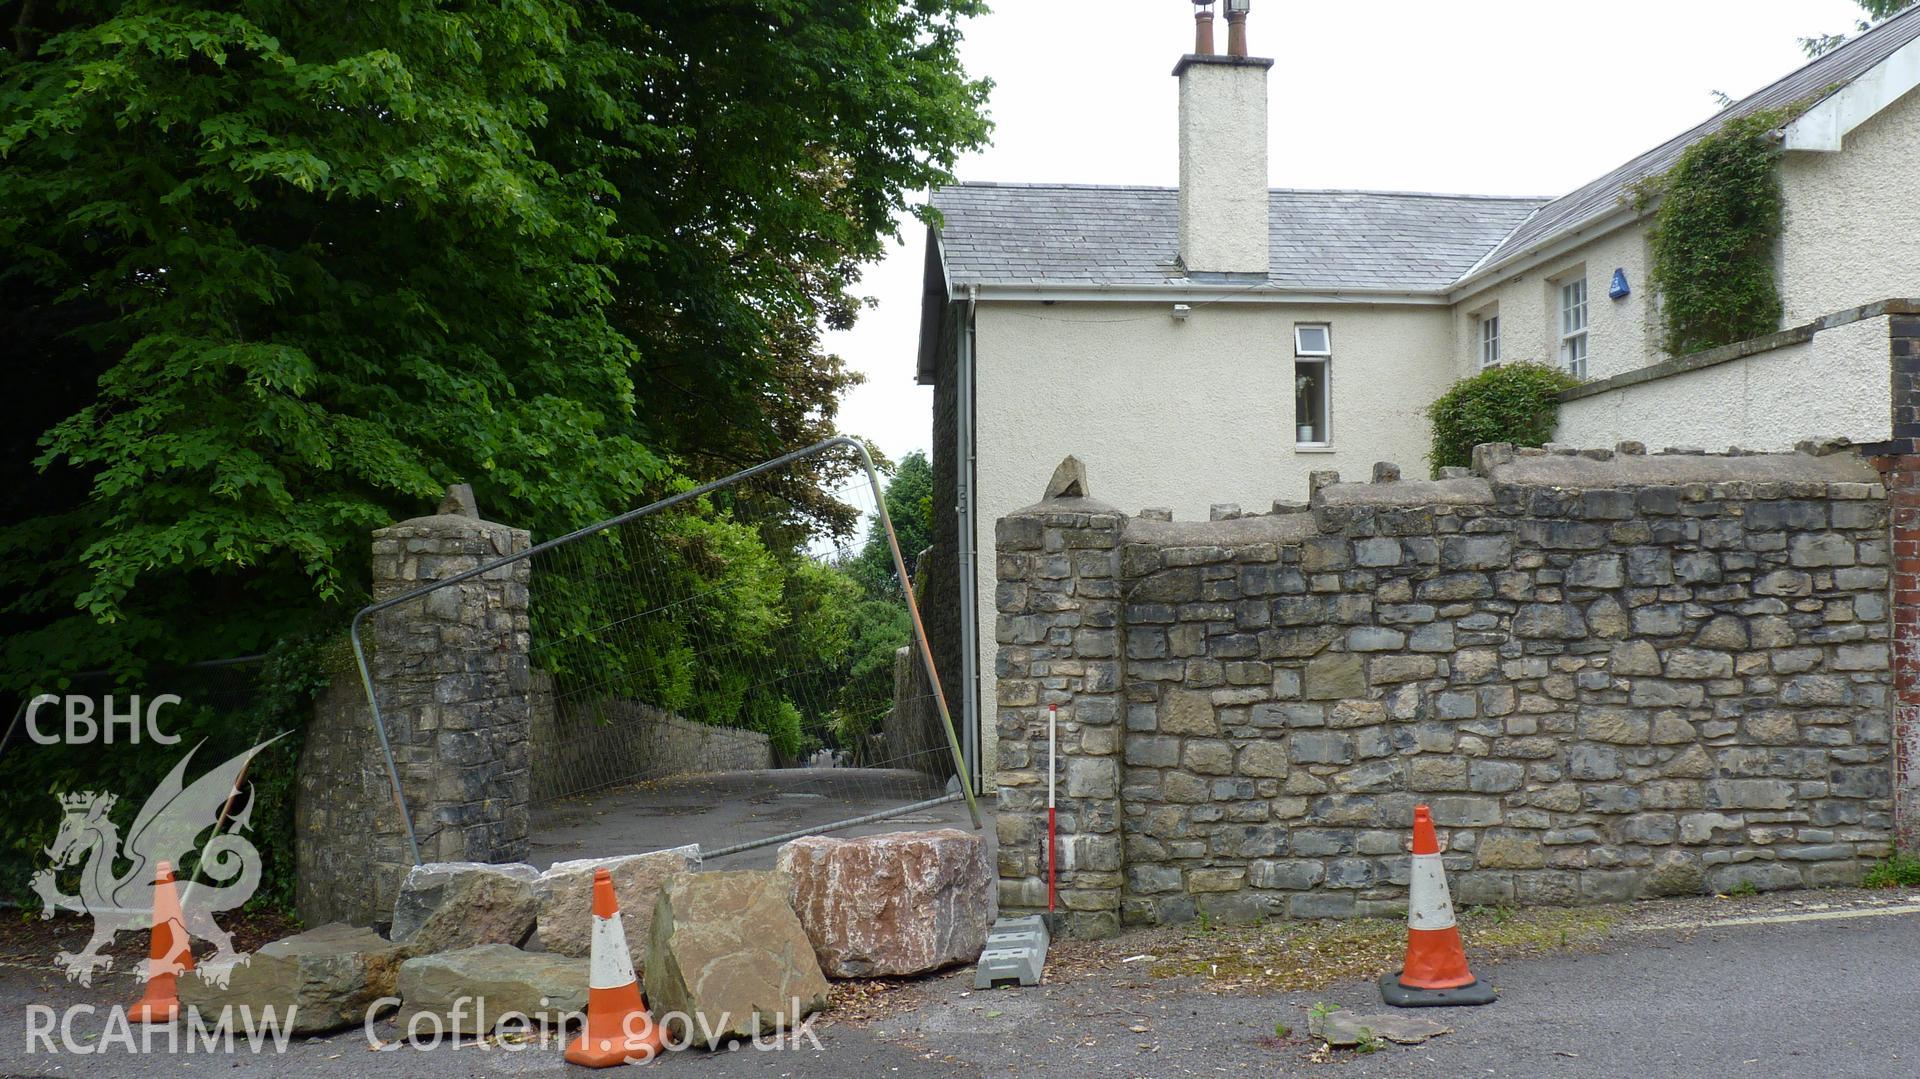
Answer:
[565, 867, 665, 1067]
[127, 860, 192, 1023]
[1379, 805, 1495, 1008]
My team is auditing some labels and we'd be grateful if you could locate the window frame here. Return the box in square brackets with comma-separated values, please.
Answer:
[1478, 312, 1501, 369]
[1293, 323, 1333, 448]
[1559, 277, 1589, 379]
[1294, 323, 1332, 358]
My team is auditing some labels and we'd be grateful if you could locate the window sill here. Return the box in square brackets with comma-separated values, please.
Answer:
[1295, 444, 1336, 454]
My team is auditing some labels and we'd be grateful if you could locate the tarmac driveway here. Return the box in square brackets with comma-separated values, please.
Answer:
[2, 889, 1916, 1077]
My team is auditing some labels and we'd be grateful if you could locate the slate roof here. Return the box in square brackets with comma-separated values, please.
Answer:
[932, 184, 1546, 293]
[1469, 3, 1920, 277]
[932, 6, 1920, 295]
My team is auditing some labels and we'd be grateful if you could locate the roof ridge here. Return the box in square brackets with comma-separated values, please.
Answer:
[1455, 4, 1920, 289]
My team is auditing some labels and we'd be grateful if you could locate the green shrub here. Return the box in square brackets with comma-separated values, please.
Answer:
[1864, 853, 1920, 888]
[1636, 109, 1789, 356]
[1425, 363, 1582, 476]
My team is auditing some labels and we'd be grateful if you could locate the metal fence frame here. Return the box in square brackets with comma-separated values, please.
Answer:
[349, 435, 981, 866]
[0, 653, 268, 764]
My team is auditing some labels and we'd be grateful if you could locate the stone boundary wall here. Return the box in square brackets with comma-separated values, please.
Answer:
[528, 685, 773, 801]
[994, 445, 1899, 937]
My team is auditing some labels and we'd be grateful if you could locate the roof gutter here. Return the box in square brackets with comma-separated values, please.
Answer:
[1446, 204, 1645, 302]
[964, 282, 1451, 306]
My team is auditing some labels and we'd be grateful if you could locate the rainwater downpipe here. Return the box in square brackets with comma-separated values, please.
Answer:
[956, 284, 982, 793]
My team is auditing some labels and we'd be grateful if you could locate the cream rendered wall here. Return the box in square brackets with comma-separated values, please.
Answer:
[1780, 85, 1920, 325]
[1555, 314, 1892, 450]
[970, 299, 1452, 778]
[1450, 222, 1657, 382]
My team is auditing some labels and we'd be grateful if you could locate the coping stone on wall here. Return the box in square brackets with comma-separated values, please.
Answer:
[1125, 511, 1318, 547]
[1315, 477, 1494, 508]
[1483, 449, 1878, 488]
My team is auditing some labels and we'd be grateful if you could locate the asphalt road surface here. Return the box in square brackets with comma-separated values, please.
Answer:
[2, 897, 1916, 1077]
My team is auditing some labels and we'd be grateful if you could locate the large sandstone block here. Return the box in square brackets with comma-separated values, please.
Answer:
[643, 870, 829, 1048]
[775, 829, 992, 978]
[396, 944, 588, 1033]
[178, 923, 414, 1035]
[390, 861, 539, 951]
[534, 845, 699, 960]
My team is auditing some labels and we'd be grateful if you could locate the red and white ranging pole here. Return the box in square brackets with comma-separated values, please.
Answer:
[1047, 703, 1058, 913]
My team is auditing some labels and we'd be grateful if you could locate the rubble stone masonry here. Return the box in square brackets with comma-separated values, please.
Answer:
[996, 444, 1899, 937]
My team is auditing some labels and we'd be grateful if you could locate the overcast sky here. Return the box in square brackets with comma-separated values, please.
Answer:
[823, 0, 1874, 466]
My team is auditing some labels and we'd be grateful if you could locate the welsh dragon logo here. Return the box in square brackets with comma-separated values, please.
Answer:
[30, 737, 282, 988]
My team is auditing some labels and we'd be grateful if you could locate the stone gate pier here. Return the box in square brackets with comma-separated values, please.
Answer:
[296, 494, 532, 926]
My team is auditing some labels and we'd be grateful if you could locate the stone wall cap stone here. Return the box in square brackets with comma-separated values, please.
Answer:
[1007, 495, 1123, 517]
[1486, 450, 1876, 488]
[1126, 511, 1318, 547]
[1316, 478, 1494, 507]
[377, 514, 525, 537]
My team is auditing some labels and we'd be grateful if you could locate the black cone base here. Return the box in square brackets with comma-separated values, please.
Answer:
[1378, 971, 1497, 1008]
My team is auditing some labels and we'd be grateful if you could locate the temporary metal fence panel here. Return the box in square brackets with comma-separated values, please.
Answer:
[0, 655, 275, 902]
[350, 436, 979, 866]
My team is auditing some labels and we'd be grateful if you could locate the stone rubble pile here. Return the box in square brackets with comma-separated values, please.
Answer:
[201, 828, 989, 1042]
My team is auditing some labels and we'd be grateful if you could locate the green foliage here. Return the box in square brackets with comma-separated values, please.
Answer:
[1803, 1, 1915, 56]
[0, 0, 990, 686]
[1863, 852, 1920, 888]
[0, 633, 338, 911]
[0, 0, 989, 910]
[848, 451, 936, 595]
[1425, 363, 1582, 476]
[1635, 110, 1789, 357]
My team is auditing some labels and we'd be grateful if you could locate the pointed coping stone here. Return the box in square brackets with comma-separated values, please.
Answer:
[437, 483, 480, 518]
[1044, 456, 1087, 500]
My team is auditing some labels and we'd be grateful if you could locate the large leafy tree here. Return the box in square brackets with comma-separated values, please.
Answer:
[847, 450, 935, 594]
[1803, 0, 1915, 56]
[0, 1, 990, 684]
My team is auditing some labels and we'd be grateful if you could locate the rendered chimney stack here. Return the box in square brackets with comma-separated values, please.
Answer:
[1174, 0, 1272, 276]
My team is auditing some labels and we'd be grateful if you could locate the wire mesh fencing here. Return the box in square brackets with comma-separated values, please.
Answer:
[0, 655, 287, 906]
[353, 436, 978, 865]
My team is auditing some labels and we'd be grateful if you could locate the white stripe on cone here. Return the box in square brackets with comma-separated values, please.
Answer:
[589, 909, 636, 990]
[1407, 853, 1457, 931]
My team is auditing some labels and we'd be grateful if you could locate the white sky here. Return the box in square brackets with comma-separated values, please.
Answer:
[824, 0, 1874, 465]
